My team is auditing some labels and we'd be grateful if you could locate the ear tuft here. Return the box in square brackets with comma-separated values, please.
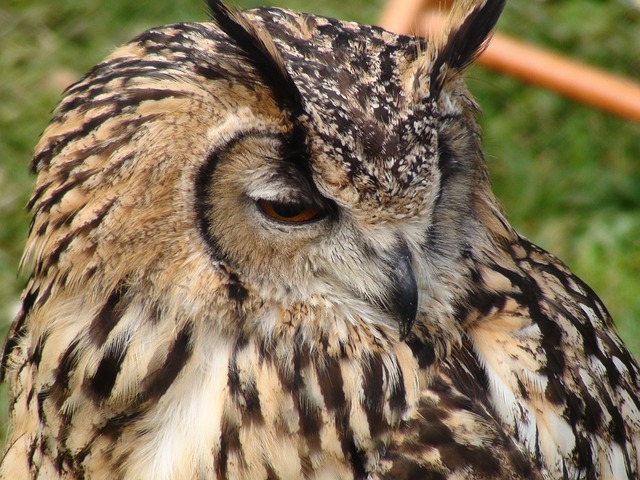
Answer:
[206, 0, 304, 117]
[428, 0, 506, 92]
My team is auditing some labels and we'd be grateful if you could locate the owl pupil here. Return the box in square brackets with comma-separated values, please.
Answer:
[270, 201, 304, 218]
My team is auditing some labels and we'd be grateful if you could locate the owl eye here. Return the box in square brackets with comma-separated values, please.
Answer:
[257, 199, 323, 223]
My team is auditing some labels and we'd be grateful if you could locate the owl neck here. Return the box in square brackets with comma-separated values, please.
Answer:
[209, 303, 426, 477]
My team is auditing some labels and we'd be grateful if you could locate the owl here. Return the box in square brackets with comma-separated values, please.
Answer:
[1, 0, 639, 478]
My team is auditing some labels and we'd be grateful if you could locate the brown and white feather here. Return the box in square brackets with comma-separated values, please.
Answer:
[2, 1, 639, 479]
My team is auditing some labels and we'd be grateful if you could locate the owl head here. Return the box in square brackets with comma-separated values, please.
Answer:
[19, 0, 508, 358]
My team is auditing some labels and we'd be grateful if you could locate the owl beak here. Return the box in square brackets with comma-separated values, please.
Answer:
[387, 243, 418, 340]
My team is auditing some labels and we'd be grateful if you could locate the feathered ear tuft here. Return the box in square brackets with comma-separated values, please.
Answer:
[427, 0, 505, 93]
[206, 0, 304, 117]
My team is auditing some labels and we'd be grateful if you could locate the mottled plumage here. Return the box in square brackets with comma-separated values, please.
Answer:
[2, 1, 639, 479]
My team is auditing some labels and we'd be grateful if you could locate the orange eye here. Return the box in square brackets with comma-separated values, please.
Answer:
[257, 199, 323, 223]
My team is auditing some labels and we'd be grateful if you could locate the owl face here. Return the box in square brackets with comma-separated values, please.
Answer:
[193, 3, 506, 341]
[195, 106, 423, 339]
[191, 8, 450, 340]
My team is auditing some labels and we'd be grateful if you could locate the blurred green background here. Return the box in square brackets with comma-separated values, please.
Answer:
[1, 0, 639, 443]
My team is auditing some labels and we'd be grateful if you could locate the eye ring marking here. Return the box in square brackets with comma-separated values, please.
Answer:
[257, 199, 323, 223]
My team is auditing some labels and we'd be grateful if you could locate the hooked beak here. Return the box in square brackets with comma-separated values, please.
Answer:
[385, 243, 418, 340]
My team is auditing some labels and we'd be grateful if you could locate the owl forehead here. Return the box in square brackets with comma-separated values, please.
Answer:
[247, 9, 440, 215]
[249, 8, 426, 112]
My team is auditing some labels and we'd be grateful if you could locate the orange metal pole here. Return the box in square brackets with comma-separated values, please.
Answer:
[478, 33, 640, 123]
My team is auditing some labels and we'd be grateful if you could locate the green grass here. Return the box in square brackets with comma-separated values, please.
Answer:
[1, 0, 639, 445]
